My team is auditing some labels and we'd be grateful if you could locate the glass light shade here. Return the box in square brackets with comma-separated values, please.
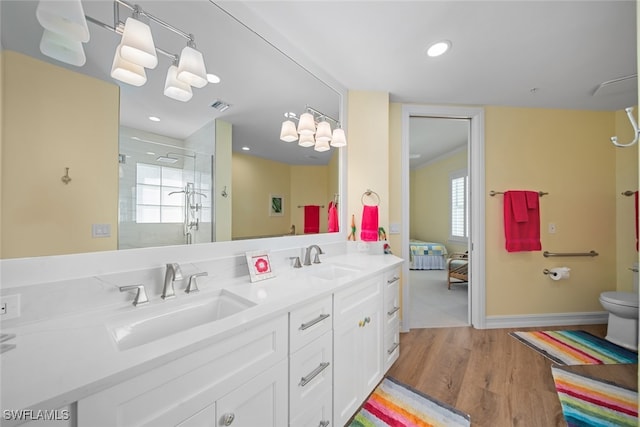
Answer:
[298, 133, 315, 148]
[314, 139, 331, 152]
[119, 18, 158, 69]
[330, 128, 347, 147]
[36, 0, 89, 42]
[315, 121, 332, 143]
[111, 47, 147, 87]
[39, 29, 86, 66]
[297, 112, 316, 136]
[280, 120, 298, 142]
[164, 65, 193, 102]
[177, 45, 208, 88]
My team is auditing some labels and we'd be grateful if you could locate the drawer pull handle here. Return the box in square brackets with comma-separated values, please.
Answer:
[222, 413, 235, 426]
[299, 362, 330, 387]
[300, 313, 330, 330]
[319, 421, 330, 427]
[387, 276, 400, 284]
[387, 306, 400, 316]
[387, 342, 400, 355]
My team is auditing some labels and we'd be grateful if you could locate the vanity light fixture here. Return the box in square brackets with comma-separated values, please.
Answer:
[36, 0, 90, 66]
[279, 107, 347, 151]
[36, 0, 217, 103]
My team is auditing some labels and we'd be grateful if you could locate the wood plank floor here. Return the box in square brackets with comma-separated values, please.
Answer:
[386, 324, 638, 427]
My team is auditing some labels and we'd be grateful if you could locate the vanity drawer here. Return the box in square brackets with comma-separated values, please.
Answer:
[289, 295, 333, 353]
[383, 327, 400, 371]
[384, 267, 401, 298]
[289, 330, 333, 421]
[384, 279, 400, 330]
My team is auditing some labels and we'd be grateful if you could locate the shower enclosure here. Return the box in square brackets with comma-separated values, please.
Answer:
[118, 132, 214, 249]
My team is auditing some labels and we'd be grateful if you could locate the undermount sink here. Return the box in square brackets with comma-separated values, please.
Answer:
[107, 289, 256, 351]
[310, 264, 361, 281]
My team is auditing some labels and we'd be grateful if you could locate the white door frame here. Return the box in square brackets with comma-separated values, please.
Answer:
[401, 104, 486, 331]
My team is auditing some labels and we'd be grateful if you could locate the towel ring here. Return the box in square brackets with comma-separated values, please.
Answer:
[361, 189, 380, 206]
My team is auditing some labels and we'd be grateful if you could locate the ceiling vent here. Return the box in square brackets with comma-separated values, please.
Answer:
[210, 99, 231, 112]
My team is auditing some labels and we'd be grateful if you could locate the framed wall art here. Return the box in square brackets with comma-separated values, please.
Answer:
[245, 250, 275, 282]
[269, 194, 284, 216]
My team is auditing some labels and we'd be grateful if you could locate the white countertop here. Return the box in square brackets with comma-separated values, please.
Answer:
[1, 252, 402, 414]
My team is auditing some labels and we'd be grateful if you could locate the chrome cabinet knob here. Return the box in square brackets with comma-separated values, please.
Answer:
[222, 413, 235, 426]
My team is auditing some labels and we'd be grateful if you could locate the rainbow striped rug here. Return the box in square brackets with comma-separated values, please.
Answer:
[509, 330, 637, 365]
[552, 366, 638, 426]
[348, 376, 470, 427]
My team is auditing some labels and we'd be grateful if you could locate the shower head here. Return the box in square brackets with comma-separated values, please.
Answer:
[156, 154, 179, 164]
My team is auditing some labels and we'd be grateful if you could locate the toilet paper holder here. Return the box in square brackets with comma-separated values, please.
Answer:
[543, 267, 571, 279]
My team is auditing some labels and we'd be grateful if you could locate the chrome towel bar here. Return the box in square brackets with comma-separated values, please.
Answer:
[543, 250, 598, 257]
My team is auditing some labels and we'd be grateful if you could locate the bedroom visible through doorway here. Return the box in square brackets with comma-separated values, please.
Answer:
[408, 116, 470, 328]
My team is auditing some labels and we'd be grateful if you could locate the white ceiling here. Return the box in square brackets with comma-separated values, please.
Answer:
[239, 0, 638, 165]
[2, 1, 637, 166]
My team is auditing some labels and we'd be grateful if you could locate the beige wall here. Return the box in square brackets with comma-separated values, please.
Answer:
[215, 120, 233, 241]
[231, 152, 333, 239]
[485, 107, 616, 315]
[346, 91, 390, 238]
[410, 148, 468, 254]
[1, 51, 119, 258]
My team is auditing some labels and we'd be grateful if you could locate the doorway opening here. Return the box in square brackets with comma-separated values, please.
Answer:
[401, 105, 486, 331]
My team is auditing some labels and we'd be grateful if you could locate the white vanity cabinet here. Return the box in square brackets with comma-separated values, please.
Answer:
[383, 267, 401, 371]
[332, 275, 383, 427]
[288, 295, 333, 427]
[77, 315, 288, 427]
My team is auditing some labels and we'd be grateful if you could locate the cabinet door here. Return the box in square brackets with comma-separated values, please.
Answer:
[333, 307, 363, 427]
[360, 297, 383, 394]
[216, 358, 288, 427]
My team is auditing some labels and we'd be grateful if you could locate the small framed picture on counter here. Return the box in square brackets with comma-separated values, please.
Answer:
[245, 250, 275, 282]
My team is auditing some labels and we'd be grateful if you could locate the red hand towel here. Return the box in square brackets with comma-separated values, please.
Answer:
[360, 205, 379, 241]
[304, 205, 320, 234]
[328, 202, 339, 232]
[504, 190, 541, 252]
[635, 191, 638, 251]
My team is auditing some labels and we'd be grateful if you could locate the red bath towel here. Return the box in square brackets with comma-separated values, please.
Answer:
[328, 201, 339, 232]
[634, 191, 638, 251]
[304, 205, 320, 234]
[504, 190, 541, 252]
[360, 205, 379, 241]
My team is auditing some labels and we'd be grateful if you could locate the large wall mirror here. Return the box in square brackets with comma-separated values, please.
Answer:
[1, 1, 343, 259]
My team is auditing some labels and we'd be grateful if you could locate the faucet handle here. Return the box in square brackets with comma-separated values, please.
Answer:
[313, 253, 322, 264]
[186, 272, 207, 294]
[290, 257, 303, 268]
[170, 263, 183, 280]
[119, 284, 149, 307]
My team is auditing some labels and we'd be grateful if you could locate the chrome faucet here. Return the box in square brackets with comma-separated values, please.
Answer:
[162, 263, 183, 300]
[303, 245, 324, 266]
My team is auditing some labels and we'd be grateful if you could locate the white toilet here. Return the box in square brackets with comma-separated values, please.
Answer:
[599, 266, 639, 351]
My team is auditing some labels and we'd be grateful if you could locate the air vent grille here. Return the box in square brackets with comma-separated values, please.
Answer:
[211, 99, 231, 112]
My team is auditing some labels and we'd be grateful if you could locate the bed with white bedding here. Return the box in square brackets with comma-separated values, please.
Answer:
[409, 239, 448, 270]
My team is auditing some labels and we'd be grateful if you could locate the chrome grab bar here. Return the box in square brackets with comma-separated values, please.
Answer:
[387, 342, 400, 355]
[387, 306, 400, 316]
[299, 313, 330, 330]
[299, 362, 330, 387]
[543, 250, 598, 258]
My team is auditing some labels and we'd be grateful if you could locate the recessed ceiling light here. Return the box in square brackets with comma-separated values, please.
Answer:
[242, 146, 250, 151]
[207, 73, 221, 84]
[149, 116, 161, 122]
[426, 40, 451, 57]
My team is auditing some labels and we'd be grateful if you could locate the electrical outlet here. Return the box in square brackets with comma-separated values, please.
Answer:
[0, 295, 21, 320]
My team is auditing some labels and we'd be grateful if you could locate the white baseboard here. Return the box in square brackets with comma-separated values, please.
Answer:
[484, 311, 608, 329]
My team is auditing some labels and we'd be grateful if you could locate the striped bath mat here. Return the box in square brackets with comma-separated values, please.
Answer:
[348, 376, 470, 427]
[552, 366, 638, 426]
[509, 330, 637, 365]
